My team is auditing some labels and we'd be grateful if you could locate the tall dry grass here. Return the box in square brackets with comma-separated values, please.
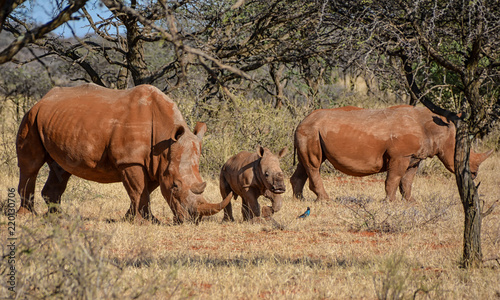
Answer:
[1, 93, 499, 299]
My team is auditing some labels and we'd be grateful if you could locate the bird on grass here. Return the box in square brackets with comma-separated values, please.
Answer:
[297, 207, 310, 219]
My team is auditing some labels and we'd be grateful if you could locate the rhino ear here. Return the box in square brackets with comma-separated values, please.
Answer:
[193, 122, 207, 140]
[278, 147, 288, 158]
[480, 149, 494, 163]
[172, 125, 185, 142]
[256, 145, 265, 157]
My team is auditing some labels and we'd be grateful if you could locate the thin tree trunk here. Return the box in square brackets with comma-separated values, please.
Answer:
[104, 0, 151, 86]
[270, 63, 285, 109]
[399, 53, 484, 268]
[454, 119, 482, 268]
[116, 65, 129, 89]
[126, 22, 150, 86]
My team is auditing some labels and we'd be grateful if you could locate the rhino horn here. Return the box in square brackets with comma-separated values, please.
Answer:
[196, 192, 233, 217]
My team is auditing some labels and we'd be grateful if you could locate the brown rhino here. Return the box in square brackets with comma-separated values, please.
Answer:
[290, 105, 492, 202]
[220, 146, 288, 222]
[16, 83, 232, 224]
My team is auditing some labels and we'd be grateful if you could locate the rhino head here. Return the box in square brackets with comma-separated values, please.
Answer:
[256, 146, 288, 213]
[159, 122, 231, 224]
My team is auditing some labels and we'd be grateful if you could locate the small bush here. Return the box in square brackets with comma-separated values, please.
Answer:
[338, 194, 456, 233]
[0, 214, 158, 299]
[373, 253, 444, 300]
[373, 253, 411, 300]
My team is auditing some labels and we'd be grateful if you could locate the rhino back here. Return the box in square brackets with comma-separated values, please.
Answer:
[300, 106, 448, 175]
[33, 84, 180, 182]
[222, 151, 260, 190]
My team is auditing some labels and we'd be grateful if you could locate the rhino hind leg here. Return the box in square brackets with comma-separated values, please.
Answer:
[17, 125, 47, 215]
[295, 138, 329, 201]
[18, 169, 42, 215]
[41, 161, 72, 214]
[220, 176, 235, 222]
[121, 165, 157, 223]
[290, 162, 308, 200]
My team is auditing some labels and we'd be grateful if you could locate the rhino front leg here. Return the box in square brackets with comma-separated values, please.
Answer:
[241, 190, 261, 221]
[262, 191, 283, 219]
[143, 181, 160, 223]
[121, 165, 157, 223]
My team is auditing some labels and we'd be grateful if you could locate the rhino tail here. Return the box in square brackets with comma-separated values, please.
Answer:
[16, 105, 46, 157]
[318, 131, 327, 162]
[293, 129, 298, 166]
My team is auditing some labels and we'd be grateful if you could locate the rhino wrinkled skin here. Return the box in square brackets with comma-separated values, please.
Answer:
[220, 146, 288, 222]
[16, 84, 231, 224]
[291, 105, 492, 202]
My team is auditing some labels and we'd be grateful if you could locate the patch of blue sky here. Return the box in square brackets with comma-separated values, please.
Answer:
[28, 0, 112, 37]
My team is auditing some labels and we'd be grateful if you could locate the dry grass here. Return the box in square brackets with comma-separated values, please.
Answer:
[1, 154, 499, 299]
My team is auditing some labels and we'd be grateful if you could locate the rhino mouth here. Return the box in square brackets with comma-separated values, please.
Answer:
[271, 187, 286, 194]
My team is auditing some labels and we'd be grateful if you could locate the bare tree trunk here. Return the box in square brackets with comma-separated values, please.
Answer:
[300, 58, 324, 107]
[103, 0, 151, 86]
[454, 119, 482, 268]
[270, 63, 286, 109]
[456, 77, 485, 268]
[125, 22, 150, 86]
[116, 65, 129, 89]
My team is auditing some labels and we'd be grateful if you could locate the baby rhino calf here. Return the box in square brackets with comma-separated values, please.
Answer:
[220, 146, 288, 222]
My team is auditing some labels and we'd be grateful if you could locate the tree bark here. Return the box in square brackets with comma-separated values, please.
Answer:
[103, 0, 151, 86]
[454, 119, 482, 268]
[125, 21, 150, 86]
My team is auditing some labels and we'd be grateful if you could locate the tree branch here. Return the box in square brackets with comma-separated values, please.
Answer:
[0, 0, 89, 64]
[481, 199, 498, 218]
[411, 19, 464, 76]
[0, 0, 26, 34]
[395, 51, 461, 123]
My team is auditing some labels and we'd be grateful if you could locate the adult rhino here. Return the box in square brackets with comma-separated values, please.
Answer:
[291, 105, 492, 202]
[16, 84, 231, 224]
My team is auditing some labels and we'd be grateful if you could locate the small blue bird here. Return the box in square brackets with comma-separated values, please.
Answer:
[297, 207, 310, 219]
